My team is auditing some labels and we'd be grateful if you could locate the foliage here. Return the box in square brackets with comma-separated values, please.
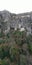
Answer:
[6, 33, 10, 38]
[0, 59, 9, 65]
[13, 30, 26, 46]
[0, 45, 10, 59]
[9, 47, 19, 62]
[0, 29, 32, 65]
[0, 47, 4, 59]
[20, 54, 27, 65]
[0, 39, 5, 44]
[0, 32, 4, 37]
[27, 40, 32, 54]
[26, 34, 32, 54]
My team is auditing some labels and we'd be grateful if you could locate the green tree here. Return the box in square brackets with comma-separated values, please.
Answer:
[9, 46, 19, 63]
[26, 35, 32, 54]
[0, 45, 10, 59]
[0, 59, 9, 65]
[13, 30, 26, 46]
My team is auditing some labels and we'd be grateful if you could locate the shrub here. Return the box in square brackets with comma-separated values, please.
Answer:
[0, 47, 4, 59]
[9, 47, 19, 62]
[20, 54, 27, 65]
[26, 35, 32, 54]
[28, 42, 32, 54]
[0, 39, 5, 44]
[0, 45, 10, 59]
[0, 32, 4, 38]
[13, 30, 26, 46]
[6, 33, 10, 38]
[0, 59, 9, 65]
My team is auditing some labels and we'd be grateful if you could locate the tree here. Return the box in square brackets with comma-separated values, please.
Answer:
[0, 45, 10, 59]
[26, 34, 32, 54]
[9, 46, 20, 64]
[13, 30, 26, 46]
[12, 30, 26, 65]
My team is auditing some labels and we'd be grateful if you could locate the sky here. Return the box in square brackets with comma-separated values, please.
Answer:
[0, 0, 32, 14]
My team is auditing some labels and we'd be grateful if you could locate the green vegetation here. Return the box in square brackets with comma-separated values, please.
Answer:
[13, 30, 26, 46]
[0, 39, 5, 44]
[0, 45, 9, 59]
[0, 59, 9, 65]
[0, 32, 4, 37]
[9, 47, 19, 62]
[26, 34, 32, 54]
[20, 54, 27, 65]
[0, 30, 32, 65]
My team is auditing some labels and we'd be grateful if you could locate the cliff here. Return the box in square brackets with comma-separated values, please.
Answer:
[0, 10, 32, 35]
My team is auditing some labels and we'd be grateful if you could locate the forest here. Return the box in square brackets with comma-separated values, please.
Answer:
[0, 28, 32, 65]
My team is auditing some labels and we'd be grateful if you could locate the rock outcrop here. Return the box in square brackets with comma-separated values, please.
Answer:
[0, 10, 32, 35]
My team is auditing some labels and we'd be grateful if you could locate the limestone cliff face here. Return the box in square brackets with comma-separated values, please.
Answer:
[0, 10, 32, 34]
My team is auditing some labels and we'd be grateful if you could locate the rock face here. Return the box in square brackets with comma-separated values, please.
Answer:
[0, 10, 32, 35]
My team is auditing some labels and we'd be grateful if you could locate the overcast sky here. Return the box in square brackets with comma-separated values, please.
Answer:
[0, 0, 32, 14]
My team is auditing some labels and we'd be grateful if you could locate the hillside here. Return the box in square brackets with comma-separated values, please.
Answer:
[0, 10, 32, 65]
